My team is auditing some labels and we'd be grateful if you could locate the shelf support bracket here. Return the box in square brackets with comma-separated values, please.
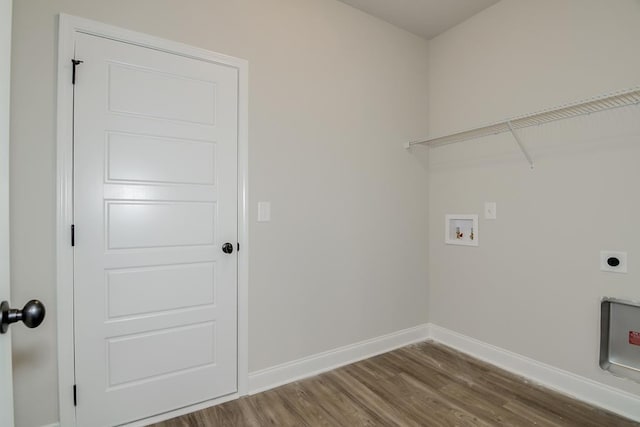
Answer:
[507, 121, 534, 169]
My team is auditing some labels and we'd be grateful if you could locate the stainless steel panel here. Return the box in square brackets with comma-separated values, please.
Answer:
[600, 298, 640, 382]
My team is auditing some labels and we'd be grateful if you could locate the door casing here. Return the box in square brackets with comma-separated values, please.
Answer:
[55, 14, 249, 427]
[0, 0, 14, 425]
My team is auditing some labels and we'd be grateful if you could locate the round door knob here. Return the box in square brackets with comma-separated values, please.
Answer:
[22, 300, 46, 328]
[0, 299, 46, 334]
[222, 242, 234, 254]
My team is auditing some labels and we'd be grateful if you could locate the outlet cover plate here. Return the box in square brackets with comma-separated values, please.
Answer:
[484, 202, 497, 220]
[600, 251, 627, 274]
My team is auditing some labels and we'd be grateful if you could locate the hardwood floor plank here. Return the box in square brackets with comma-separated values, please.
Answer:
[272, 381, 339, 426]
[150, 341, 638, 427]
[346, 361, 488, 427]
[300, 376, 385, 426]
[438, 382, 539, 427]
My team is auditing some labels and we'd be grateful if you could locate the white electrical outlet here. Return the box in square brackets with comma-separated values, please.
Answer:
[484, 202, 497, 220]
[600, 251, 627, 274]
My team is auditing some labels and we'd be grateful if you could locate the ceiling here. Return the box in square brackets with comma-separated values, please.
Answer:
[337, 0, 500, 40]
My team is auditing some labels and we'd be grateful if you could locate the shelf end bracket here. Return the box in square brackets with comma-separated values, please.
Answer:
[507, 121, 534, 169]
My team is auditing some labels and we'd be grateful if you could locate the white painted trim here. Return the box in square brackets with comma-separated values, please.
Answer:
[248, 324, 430, 394]
[55, 15, 76, 427]
[236, 50, 250, 397]
[39, 423, 61, 427]
[55, 14, 249, 427]
[0, 1, 13, 426]
[428, 323, 640, 422]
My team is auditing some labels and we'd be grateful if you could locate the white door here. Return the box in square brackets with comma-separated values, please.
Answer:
[73, 32, 238, 426]
[0, 1, 14, 425]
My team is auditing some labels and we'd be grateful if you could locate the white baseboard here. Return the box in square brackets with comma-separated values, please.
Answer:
[248, 324, 430, 394]
[428, 323, 640, 422]
[39, 424, 60, 427]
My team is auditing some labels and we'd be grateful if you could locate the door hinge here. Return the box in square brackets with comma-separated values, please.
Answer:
[73, 384, 77, 406]
[71, 59, 83, 85]
[71, 224, 75, 247]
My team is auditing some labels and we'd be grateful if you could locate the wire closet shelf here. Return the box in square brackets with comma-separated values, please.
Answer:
[405, 87, 640, 168]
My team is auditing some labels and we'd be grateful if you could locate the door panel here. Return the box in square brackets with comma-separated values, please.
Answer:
[106, 262, 215, 318]
[107, 62, 217, 125]
[107, 322, 216, 387]
[106, 201, 216, 249]
[74, 32, 238, 426]
[106, 132, 216, 185]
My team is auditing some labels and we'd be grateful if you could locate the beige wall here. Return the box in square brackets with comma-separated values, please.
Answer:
[10, 1, 430, 425]
[428, 0, 640, 399]
[15, 0, 640, 426]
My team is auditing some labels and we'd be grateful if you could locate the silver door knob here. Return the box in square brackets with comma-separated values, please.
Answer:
[0, 300, 46, 334]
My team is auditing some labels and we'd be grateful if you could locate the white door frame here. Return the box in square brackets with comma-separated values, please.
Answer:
[0, 0, 14, 426]
[55, 14, 249, 426]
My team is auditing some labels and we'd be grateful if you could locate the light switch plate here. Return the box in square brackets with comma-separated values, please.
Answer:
[257, 202, 271, 222]
[484, 202, 497, 220]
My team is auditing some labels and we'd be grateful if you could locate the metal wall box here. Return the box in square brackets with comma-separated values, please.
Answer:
[600, 298, 640, 382]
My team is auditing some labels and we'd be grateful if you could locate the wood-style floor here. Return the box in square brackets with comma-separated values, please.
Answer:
[151, 341, 638, 427]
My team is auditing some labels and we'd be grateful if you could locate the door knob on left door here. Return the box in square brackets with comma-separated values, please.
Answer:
[0, 299, 46, 334]
[221, 242, 234, 254]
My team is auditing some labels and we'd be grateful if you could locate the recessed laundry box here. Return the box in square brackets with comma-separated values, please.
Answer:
[600, 298, 640, 382]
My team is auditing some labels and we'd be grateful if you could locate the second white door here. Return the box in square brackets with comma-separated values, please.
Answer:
[73, 32, 238, 426]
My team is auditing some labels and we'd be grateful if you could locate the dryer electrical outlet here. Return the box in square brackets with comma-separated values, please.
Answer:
[600, 251, 628, 274]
